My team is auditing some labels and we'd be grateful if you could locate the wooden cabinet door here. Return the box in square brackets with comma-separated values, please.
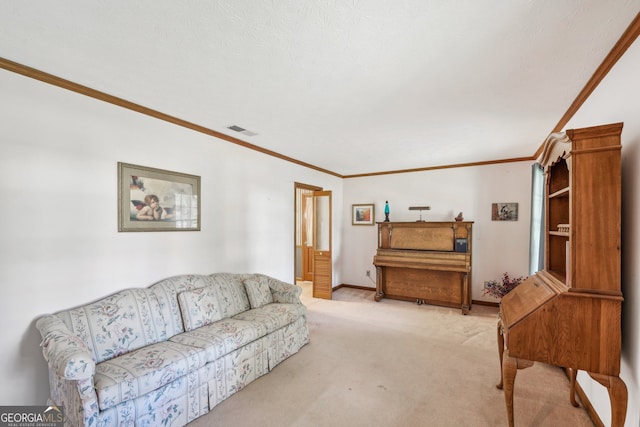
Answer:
[302, 194, 314, 281]
[312, 191, 332, 299]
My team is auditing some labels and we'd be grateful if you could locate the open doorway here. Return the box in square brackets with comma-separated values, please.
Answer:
[294, 182, 333, 299]
[294, 182, 321, 284]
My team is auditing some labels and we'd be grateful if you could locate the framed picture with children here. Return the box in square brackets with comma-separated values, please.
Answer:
[118, 162, 201, 232]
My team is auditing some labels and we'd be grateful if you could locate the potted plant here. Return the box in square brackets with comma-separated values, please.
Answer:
[483, 272, 526, 299]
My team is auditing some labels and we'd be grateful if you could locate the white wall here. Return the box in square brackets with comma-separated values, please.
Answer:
[340, 162, 533, 303]
[0, 69, 343, 405]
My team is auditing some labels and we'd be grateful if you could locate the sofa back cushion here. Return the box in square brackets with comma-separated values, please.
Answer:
[147, 275, 213, 338]
[148, 273, 252, 338]
[254, 274, 303, 304]
[55, 288, 166, 364]
[177, 287, 223, 331]
[243, 276, 274, 308]
[208, 273, 252, 318]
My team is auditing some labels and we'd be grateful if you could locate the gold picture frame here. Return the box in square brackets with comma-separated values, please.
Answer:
[352, 204, 375, 226]
[118, 162, 201, 232]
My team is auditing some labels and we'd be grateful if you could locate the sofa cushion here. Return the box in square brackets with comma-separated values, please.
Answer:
[147, 274, 215, 338]
[178, 287, 223, 331]
[243, 276, 273, 309]
[208, 273, 252, 317]
[169, 318, 264, 362]
[255, 274, 303, 304]
[55, 288, 167, 364]
[232, 303, 307, 335]
[94, 341, 207, 411]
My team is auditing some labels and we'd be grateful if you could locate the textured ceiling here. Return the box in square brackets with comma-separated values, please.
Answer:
[1, 1, 639, 176]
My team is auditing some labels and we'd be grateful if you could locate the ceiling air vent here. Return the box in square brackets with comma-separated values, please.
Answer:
[227, 125, 257, 137]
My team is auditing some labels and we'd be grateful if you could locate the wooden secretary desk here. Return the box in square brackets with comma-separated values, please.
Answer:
[496, 123, 627, 426]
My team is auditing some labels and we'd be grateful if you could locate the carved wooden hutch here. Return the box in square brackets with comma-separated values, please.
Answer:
[496, 123, 627, 426]
[373, 221, 473, 314]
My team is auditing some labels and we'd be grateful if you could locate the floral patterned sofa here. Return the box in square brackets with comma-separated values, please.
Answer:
[35, 273, 310, 427]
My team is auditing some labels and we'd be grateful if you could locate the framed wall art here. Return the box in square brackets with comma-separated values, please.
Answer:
[352, 204, 375, 226]
[118, 162, 201, 232]
[492, 202, 518, 221]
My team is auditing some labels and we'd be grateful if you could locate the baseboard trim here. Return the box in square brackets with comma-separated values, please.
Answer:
[335, 284, 376, 292]
[472, 300, 499, 308]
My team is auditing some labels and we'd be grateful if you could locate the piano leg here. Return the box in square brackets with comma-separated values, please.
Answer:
[588, 372, 628, 427]
[461, 304, 470, 315]
[502, 350, 534, 427]
[374, 266, 384, 302]
[461, 272, 470, 315]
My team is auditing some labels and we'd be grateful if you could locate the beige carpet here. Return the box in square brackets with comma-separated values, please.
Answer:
[188, 285, 594, 427]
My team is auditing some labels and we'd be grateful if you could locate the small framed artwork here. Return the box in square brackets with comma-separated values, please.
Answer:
[352, 204, 375, 226]
[492, 202, 518, 221]
[118, 162, 201, 232]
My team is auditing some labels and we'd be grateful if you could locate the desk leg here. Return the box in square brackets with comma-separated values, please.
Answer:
[569, 368, 579, 407]
[588, 373, 628, 427]
[502, 350, 518, 427]
[496, 321, 504, 389]
[502, 351, 534, 427]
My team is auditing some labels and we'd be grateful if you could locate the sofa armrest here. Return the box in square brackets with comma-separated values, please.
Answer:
[36, 315, 96, 380]
[264, 276, 303, 304]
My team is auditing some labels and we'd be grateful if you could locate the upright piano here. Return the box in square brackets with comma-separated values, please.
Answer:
[373, 221, 473, 314]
